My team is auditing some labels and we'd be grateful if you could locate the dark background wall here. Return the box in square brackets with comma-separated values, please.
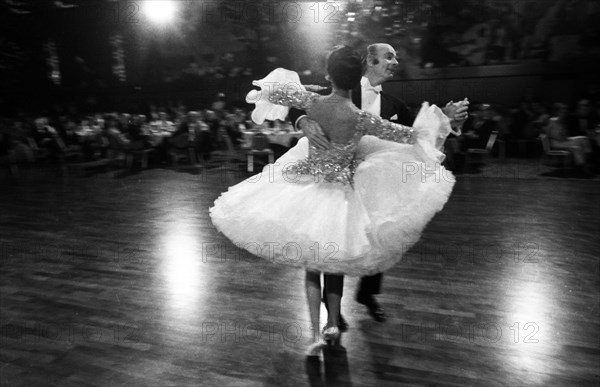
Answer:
[1, 0, 598, 115]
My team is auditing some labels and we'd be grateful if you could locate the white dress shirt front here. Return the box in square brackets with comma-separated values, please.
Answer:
[360, 76, 382, 116]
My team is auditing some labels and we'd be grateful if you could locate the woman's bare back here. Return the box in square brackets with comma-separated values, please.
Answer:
[308, 95, 360, 145]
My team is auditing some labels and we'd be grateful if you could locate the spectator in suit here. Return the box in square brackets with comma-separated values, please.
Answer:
[546, 102, 593, 176]
[569, 99, 597, 137]
[32, 117, 62, 159]
[222, 113, 243, 148]
[128, 115, 150, 151]
[461, 104, 499, 151]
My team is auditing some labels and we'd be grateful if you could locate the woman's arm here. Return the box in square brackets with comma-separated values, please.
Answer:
[357, 111, 416, 144]
[245, 68, 319, 124]
[268, 89, 320, 110]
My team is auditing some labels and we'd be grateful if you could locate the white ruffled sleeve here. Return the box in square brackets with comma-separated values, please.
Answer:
[412, 102, 455, 163]
[245, 68, 318, 125]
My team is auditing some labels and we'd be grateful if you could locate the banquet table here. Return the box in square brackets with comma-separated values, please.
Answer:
[74, 128, 102, 141]
[242, 131, 304, 148]
[145, 129, 173, 147]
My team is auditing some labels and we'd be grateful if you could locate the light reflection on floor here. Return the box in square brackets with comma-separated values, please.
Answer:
[502, 262, 560, 385]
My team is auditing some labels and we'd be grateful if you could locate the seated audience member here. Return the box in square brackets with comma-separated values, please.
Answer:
[505, 104, 527, 141]
[233, 108, 248, 131]
[117, 113, 131, 133]
[523, 102, 549, 140]
[222, 112, 243, 148]
[0, 122, 11, 159]
[204, 110, 220, 134]
[59, 116, 79, 147]
[546, 102, 593, 175]
[152, 112, 174, 131]
[204, 109, 221, 149]
[149, 104, 160, 122]
[10, 120, 35, 163]
[128, 115, 151, 151]
[192, 111, 213, 160]
[211, 93, 227, 112]
[569, 99, 598, 138]
[461, 104, 499, 150]
[104, 115, 131, 151]
[572, 99, 600, 170]
[171, 111, 196, 139]
[195, 111, 210, 132]
[32, 117, 62, 159]
[593, 100, 600, 170]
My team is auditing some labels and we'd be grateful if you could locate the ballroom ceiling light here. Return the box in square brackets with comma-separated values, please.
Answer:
[143, 0, 177, 25]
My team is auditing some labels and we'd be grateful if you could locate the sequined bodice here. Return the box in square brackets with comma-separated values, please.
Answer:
[285, 141, 360, 185]
[269, 89, 416, 185]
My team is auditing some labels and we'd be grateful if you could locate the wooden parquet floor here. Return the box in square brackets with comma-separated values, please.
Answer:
[1, 165, 599, 386]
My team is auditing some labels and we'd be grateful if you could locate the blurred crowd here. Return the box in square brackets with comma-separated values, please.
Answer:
[0, 94, 266, 169]
[443, 96, 600, 176]
[2, 91, 600, 178]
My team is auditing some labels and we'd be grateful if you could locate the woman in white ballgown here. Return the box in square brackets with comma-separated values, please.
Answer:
[209, 46, 457, 355]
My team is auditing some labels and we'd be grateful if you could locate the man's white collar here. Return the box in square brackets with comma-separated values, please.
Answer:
[361, 77, 382, 93]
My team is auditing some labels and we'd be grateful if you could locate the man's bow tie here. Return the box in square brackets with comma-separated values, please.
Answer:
[364, 85, 382, 94]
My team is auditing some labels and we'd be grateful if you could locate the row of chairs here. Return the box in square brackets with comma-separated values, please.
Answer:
[246, 133, 274, 172]
[464, 131, 499, 167]
[539, 133, 571, 169]
[5, 129, 575, 178]
[463, 131, 574, 170]
[2, 135, 85, 178]
[158, 129, 274, 173]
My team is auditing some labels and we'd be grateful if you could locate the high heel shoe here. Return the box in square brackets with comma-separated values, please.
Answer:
[322, 324, 340, 346]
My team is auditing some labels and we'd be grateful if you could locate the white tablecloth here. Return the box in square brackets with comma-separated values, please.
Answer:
[145, 130, 173, 147]
[242, 131, 304, 148]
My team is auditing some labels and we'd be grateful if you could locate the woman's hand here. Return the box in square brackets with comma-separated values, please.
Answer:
[443, 98, 469, 128]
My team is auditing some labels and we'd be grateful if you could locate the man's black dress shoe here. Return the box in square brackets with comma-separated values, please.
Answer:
[356, 293, 386, 322]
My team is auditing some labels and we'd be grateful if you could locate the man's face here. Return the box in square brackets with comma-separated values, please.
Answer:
[371, 45, 398, 82]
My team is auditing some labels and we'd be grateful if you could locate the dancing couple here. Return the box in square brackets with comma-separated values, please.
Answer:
[210, 44, 468, 356]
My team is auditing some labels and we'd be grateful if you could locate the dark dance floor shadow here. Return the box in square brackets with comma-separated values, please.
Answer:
[170, 165, 203, 175]
[539, 168, 595, 179]
[454, 163, 484, 175]
[323, 345, 352, 386]
[112, 168, 143, 179]
[305, 345, 352, 387]
[305, 356, 324, 387]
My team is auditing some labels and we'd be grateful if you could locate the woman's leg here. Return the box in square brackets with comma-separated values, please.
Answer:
[324, 274, 344, 327]
[305, 270, 321, 342]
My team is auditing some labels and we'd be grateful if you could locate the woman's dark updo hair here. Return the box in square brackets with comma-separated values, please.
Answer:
[326, 45, 362, 91]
